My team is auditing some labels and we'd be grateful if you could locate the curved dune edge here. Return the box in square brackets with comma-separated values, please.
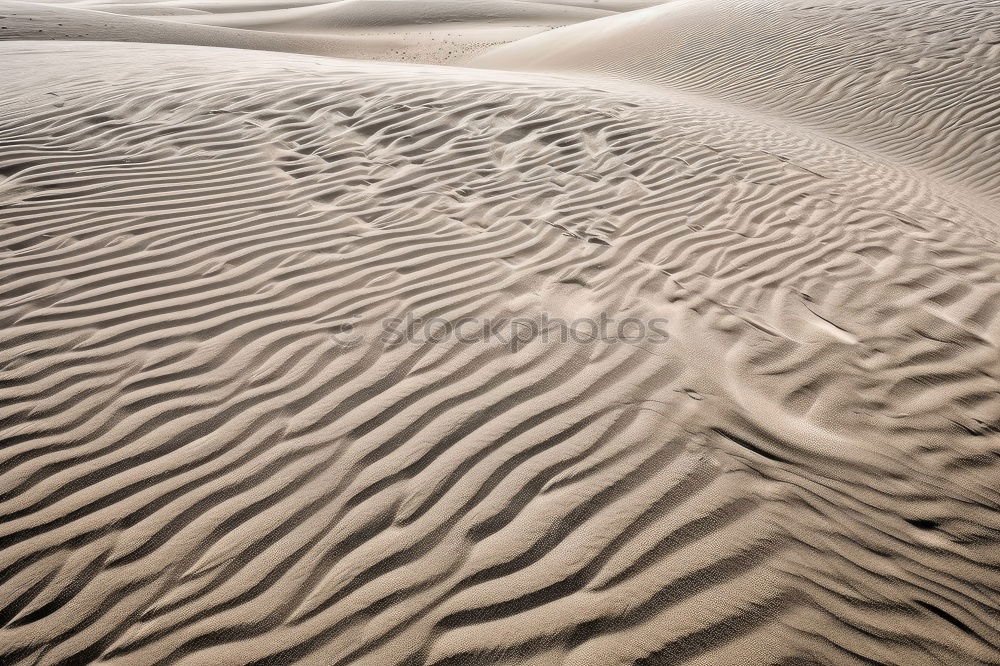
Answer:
[0, 0, 366, 57]
[474, 0, 1000, 200]
[1, 39, 999, 665]
[0, 0, 584, 63]
[0, 0, 669, 64]
[137, 0, 616, 30]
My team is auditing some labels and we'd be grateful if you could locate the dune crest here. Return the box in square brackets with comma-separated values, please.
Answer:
[475, 0, 1000, 197]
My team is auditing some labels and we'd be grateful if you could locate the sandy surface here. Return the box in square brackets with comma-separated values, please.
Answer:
[1, 1, 999, 665]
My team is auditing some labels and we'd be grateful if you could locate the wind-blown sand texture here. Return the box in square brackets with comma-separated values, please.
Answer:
[1, 1, 1000, 665]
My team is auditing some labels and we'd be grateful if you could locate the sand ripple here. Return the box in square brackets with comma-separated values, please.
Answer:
[0, 13, 999, 666]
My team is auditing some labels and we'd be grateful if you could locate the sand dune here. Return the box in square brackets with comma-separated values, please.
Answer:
[2, 1, 1000, 665]
[476, 0, 1000, 196]
[0, 0, 631, 63]
[0, 0, 373, 57]
[80, 0, 335, 15]
[133, 0, 617, 61]
[144, 0, 615, 29]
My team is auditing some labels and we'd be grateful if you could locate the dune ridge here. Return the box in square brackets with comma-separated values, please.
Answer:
[0, 0, 638, 63]
[2, 1, 1000, 665]
[475, 0, 1000, 198]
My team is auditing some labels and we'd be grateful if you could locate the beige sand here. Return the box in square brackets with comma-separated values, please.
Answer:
[0, 1, 999, 664]
[0, 0, 654, 62]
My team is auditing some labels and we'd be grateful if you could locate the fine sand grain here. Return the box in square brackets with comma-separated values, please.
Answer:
[1, 1, 999, 665]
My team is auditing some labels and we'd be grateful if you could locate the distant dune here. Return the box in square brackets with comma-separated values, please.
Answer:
[0, 0, 651, 62]
[475, 0, 1000, 195]
[143, 0, 616, 29]
[1, 1, 999, 665]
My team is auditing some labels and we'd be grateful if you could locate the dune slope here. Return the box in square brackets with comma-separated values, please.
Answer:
[1, 37, 999, 665]
[475, 0, 1000, 196]
[141, 0, 615, 29]
[0, 0, 639, 63]
[0, 0, 369, 57]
